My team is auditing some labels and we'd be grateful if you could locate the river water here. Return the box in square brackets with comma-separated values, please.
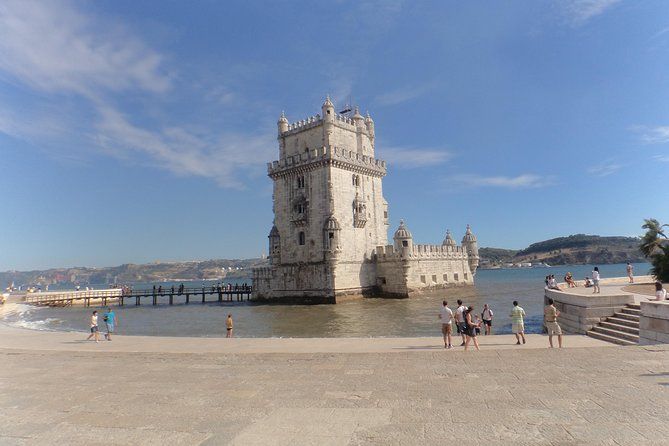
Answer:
[1, 263, 649, 338]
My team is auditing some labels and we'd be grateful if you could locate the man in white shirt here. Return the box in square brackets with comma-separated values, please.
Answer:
[455, 299, 467, 346]
[439, 300, 454, 349]
[481, 304, 493, 335]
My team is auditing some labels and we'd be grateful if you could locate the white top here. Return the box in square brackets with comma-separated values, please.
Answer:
[592, 270, 600, 280]
[90, 315, 98, 327]
[656, 289, 667, 301]
[455, 305, 466, 323]
[440, 306, 453, 324]
[482, 308, 493, 320]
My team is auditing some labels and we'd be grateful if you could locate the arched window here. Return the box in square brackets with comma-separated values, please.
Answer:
[297, 176, 305, 188]
[298, 232, 306, 245]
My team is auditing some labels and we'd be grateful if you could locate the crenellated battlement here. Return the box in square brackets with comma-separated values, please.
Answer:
[374, 243, 467, 261]
[252, 266, 273, 279]
[282, 114, 322, 135]
[267, 145, 386, 177]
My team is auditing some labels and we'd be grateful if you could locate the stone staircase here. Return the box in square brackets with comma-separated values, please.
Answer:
[586, 303, 640, 346]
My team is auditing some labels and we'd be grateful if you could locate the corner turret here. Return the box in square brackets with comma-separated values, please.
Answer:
[461, 224, 479, 274]
[277, 111, 288, 135]
[442, 229, 456, 247]
[322, 95, 335, 146]
[268, 225, 281, 264]
[393, 220, 413, 256]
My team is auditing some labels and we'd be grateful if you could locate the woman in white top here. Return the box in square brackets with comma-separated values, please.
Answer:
[86, 310, 100, 343]
[654, 281, 667, 301]
[592, 267, 601, 294]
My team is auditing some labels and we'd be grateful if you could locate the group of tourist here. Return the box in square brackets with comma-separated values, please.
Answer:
[438, 298, 564, 350]
[545, 266, 603, 293]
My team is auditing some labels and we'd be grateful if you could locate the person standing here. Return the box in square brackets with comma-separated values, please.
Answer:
[463, 306, 481, 351]
[591, 267, 601, 294]
[544, 298, 563, 348]
[481, 304, 493, 335]
[103, 307, 116, 341]
[439, 300, 454, 349]
[654, 281, 667, 301]
[455, 299, 467, 346]
[86, 310, 100, 343]
[226, 313, 234, 338]
[626, 263, 634, 284]
[510, 301, 526, 345]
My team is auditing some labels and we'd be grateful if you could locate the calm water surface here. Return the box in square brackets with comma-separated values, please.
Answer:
[2, 263, 649, 338]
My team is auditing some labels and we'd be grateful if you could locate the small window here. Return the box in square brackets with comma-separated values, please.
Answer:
[327, 110, 331, 115]
[298, 232, 305, 245]
[402, 240, 408, 247]
[297, 176, 305, 188]
[379, 277, 387, 285]
[383, 211, 388, 219]
[454, 273, 459, 282]
[464, 273, 468, 280]
[443, 274, 448, 282]
[420, 275, 426, 284]
[432, 275, 437, 284]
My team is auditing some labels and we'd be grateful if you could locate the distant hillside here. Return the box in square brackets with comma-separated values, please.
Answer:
[1, 258, 269, 289]
[480, 234, 644, 267]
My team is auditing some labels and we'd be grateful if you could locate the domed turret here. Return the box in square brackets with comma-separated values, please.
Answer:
[277, 111, 288, 135]
[393, 220, 413, 255]
[323, 214, 341, 254]
[461, 224, 479, 274]
[322, 95, 335, 120]
[353, 106, 364, 129]
[442, 229, 456, 247]
[268, 225, 281, 264]
[365, 111, 375, 138]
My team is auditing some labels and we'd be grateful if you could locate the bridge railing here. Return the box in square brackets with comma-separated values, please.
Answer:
[24, 289, 123, 304]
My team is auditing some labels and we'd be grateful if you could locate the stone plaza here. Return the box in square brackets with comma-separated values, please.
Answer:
[0, 325, 668, 445]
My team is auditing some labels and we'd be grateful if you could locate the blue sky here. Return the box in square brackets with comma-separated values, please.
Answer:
[1, 0, 668, 271]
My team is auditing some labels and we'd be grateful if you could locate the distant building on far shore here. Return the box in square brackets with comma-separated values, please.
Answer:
[252, 97, 479, 303]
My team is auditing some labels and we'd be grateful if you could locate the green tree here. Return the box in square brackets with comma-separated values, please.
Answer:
[640, 219, 669, 282]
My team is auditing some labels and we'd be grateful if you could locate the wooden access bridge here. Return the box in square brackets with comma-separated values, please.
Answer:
[23, 285, 253, 307]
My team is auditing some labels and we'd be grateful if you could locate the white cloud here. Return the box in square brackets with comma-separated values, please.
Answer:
[587, 162, 621, 177]
[0, 0, 274, 188]
[559, 0, 620, 26]
[375, 83, 435, 107]
[637, 126, 669, 144]
[95, 105, 274, 189]
[0, 1, 171, 97]
[448, 174, 554, 189]
[653, 155, 669, 162]
[382, 146, 453, 168]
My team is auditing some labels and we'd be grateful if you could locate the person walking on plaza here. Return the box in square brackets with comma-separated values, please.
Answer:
[226, 313, 234, 338]
[455, 299, 467, 346]
[544, 298, 563, 348]
[439, 300, 454, 349]
[463, 306, 481, 351]
[86, 310, 100, 343]
[510, 301, 526, 345]
[626, 262, 634, 283]
[103, 307, 116, 341]
[481, 304, 493, 335]
[591, 267, 601, 294]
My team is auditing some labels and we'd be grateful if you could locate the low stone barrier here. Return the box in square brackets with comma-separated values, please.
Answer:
[639, 301, 669, 345]
[544, 288, 634, 334]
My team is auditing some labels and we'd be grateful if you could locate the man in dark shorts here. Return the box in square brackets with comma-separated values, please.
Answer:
[481, 303, 493, 335]
[455, 299, 467, 346]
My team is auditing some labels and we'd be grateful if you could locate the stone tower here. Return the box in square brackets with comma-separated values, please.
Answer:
[253, 97, 389, 302]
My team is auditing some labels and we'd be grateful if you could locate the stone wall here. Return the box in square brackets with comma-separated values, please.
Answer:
[544, 288, 634, 334]
[639, 301, 669, 345]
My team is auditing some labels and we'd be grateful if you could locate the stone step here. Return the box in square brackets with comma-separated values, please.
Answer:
[621, 307, 641, 316]
[627, 303, 641, 310]
[590, 326, 639, 343]
[605, 316, 640, 329]
[613, 312, 640, 322]
[586, 330, 638, 346]
[598, 321, 639, 335]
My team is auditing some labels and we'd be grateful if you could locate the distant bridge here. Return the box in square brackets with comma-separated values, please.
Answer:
[23, 285, 253, 307]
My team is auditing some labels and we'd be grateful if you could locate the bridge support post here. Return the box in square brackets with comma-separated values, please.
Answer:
[218, 291, 222, 302]
[186, 294, 190, 304]
[136, 296, 140, 306]
[153, 295, 157, 306]
[202, 288, 205, 303]
[169, 293, 173, 305]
